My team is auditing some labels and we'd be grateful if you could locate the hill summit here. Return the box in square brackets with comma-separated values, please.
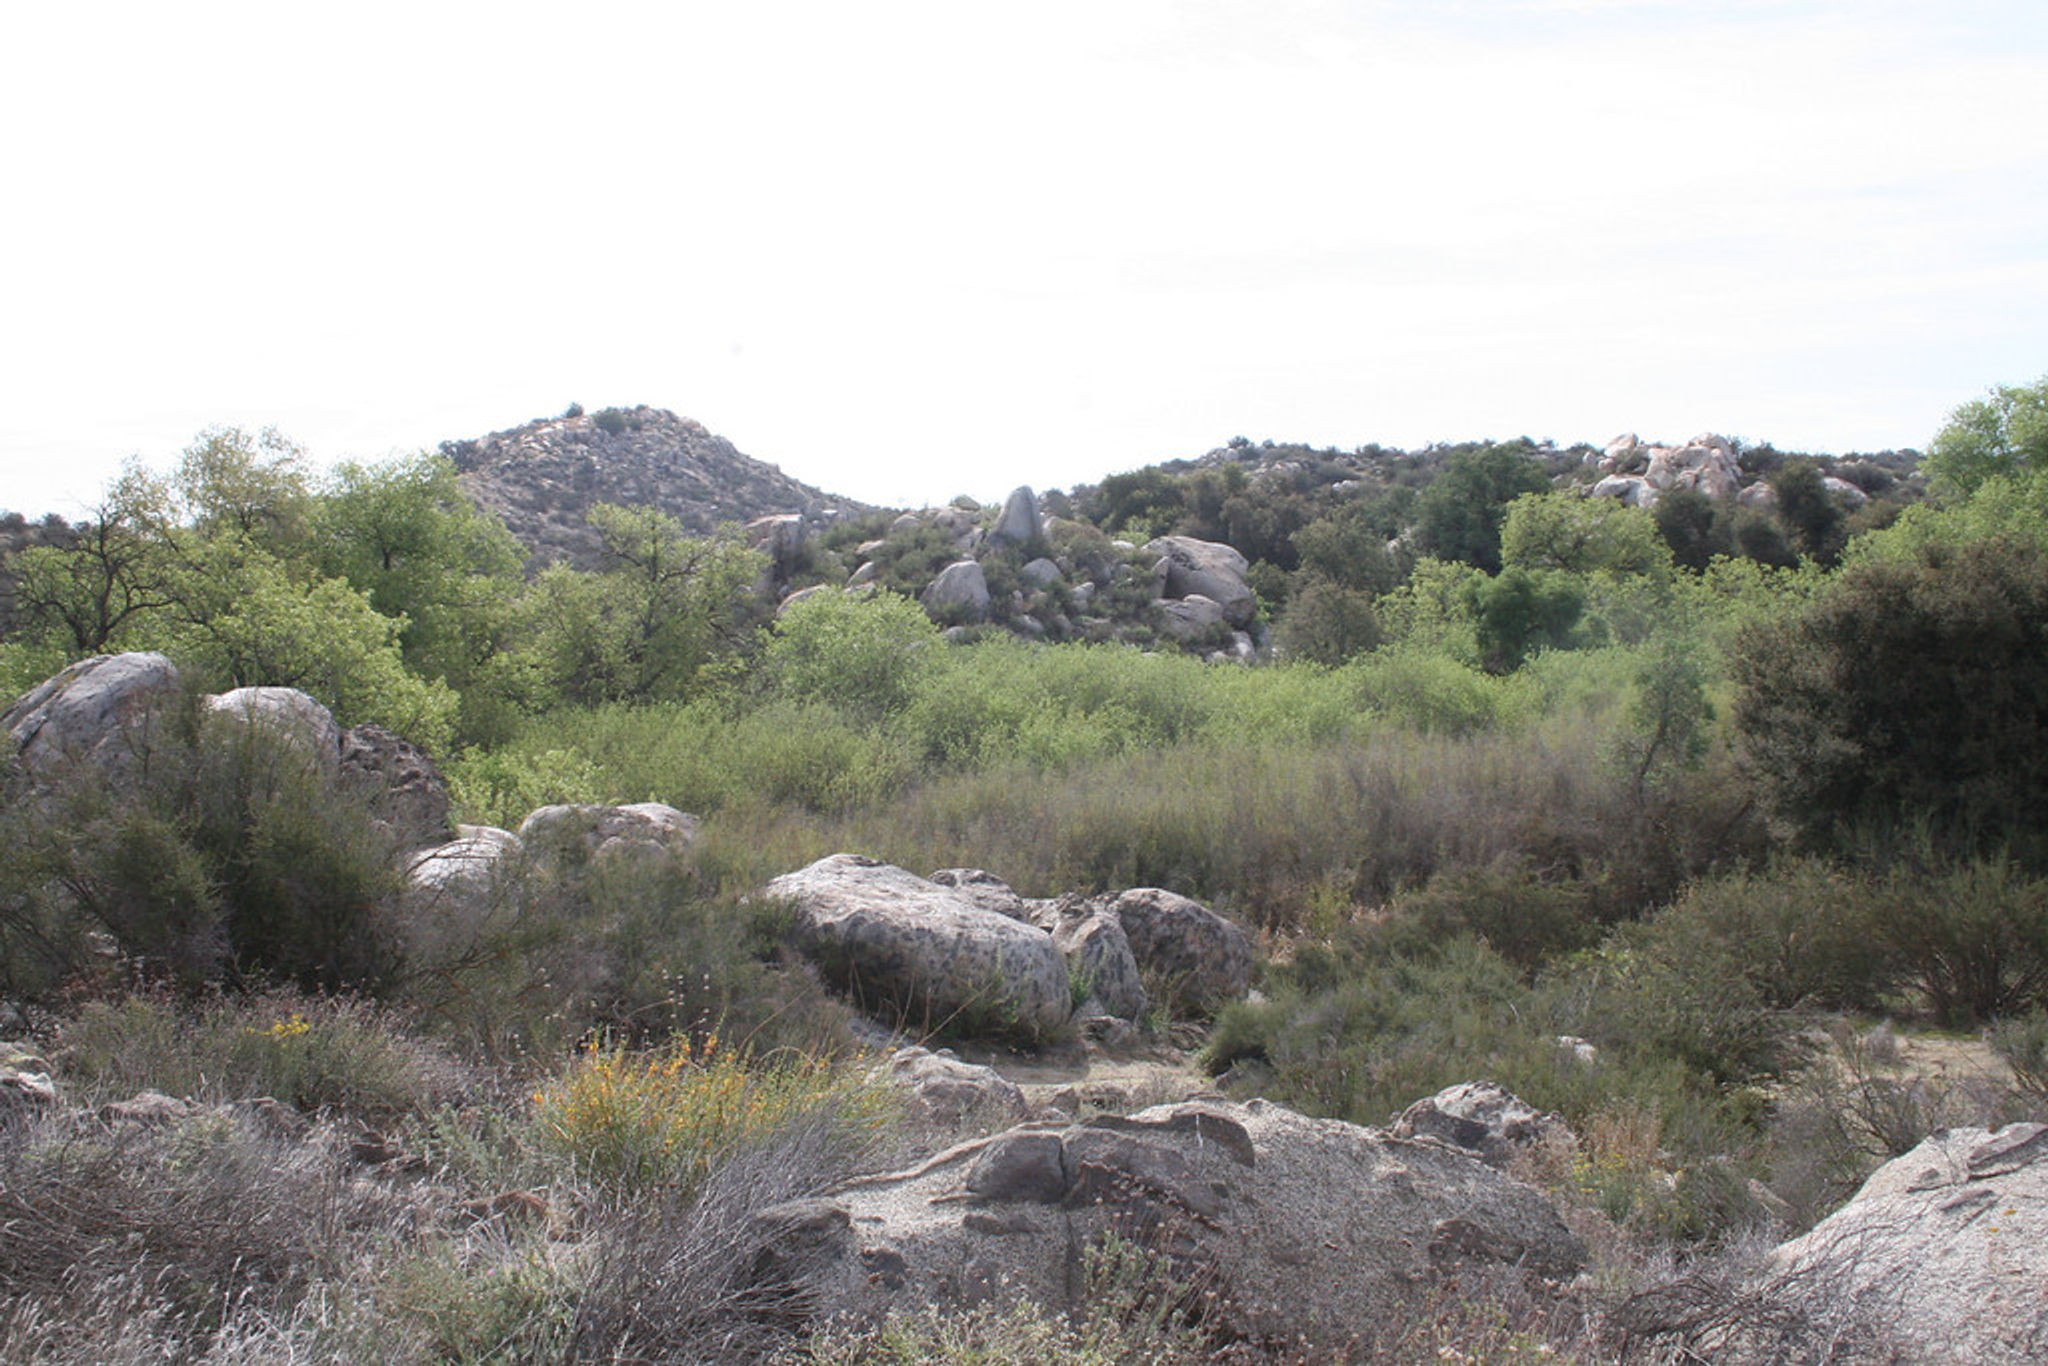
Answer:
[441, 405, 866, 570]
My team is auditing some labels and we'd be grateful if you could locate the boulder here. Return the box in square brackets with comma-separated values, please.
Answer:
[4, 652, 181, 778]
[1143, 536, 1256, 627]
[0, 1062, 57, 1109]
[881, 1045, 1030, 1129]
[1153, 594, 1226, 641]
[1733, 1124, 2048, 1363]
[1093, 888, 1252, 1011]
[408, 829, 519, 895]
[1644, 436, 1742, 501]
[1823, 475, 1871, 506]
[742, 1098, 1584, 1352]
[1052, 902, 1147, 1022]
[746, 513, 807, 581]
[767, 855, 1070, 1039]
[1591, 474, 1657, 507]
[990, 487, 1042, 548]
[517, 802, 698, 865]
[204, 686, 342, 770]
[1391, 1081, 1575, 1171]
[339, 723, 453, 852]
[100, 1090, 196, 1128]
[1019, 556, 1061, 588]
[920, 561, 991, 624]
[927, 868, 1036, 924]
[777, 583, 833, 615]
[1738, 481, 1778, 511]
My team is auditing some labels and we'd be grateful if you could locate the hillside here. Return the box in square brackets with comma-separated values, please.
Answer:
[441, 404, 869, 570]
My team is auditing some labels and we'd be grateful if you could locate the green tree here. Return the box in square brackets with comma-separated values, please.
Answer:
[1733, 535, 2048, 862]
[1464, 567, 1585, 673]
[1274, 580, 1382, 665]
[1412, 443, 1551, 573]
[522, 506, 763, 705]
[1924, 374, 2048, 498]
[1768, 460, 1847, 566]
[1500, 491, 1671, 577]
[1652, 487, 1732, 573]
[759, 590, 941, 721]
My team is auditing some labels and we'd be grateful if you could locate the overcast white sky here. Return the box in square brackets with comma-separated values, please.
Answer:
[3, 0, 2044, 518]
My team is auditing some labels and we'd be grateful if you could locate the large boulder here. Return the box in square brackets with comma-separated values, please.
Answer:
[204, 686, 342, 771]
[4, 652, 181, 778]
[1392, 1081, 1575, 1171]
[1052, 902, 1147, 1022]
[339, 723, 453, 852]
[880, 1045, 1030, 1130]
[517, 802, 698, 865]
[1143, 536, 1255, 628]
[407, 827, 519, 895]
[1152, 594, 1227, 641]
[920, 561, 991, 624]
[1092, 888, 1252, 1011]
[1643, 434, 1742, 501]
[1731, 1124, 2048, 1363]
[742, 1098, 1583, 1352]
[767, 855, 1071, 1039]
[990, 486, 1042, 548]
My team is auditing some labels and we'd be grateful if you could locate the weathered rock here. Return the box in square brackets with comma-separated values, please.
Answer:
[747, 512, 807, 583]
[927, 869, 1033, 923]
[1591, 474, 1657, 507]
[1020, 556, 1061, 588]
[1823, 474, 1871, 506]
[920, 561, 991, 624]
[1052, 903, 1147, 1022]
[1143, 536, 1256, 627]
[881, 1046, 1030, 1128]
[1153, 594, 1226, 641]
[339, 723, 453, 852]
[768, 855, 1070, 1038]
[1733, 1124, 2048, 1363]
[1093, 888, 1252, 1011]
[1738, 480, 1778, 511]
[100, 1090, 195, 1127]
[751, 1099, 1583, 1351]
[777, 583, 832, 615]
[0, 1063, 57, 1108]
[204, 686, 342, 769]
[1392, 1081, 1575, 1171]
[516, 802, 698, 865]
[991, 487, 1042, 548]
[408, 830, 519, 894]
[4, 652, 181, 778]
[1642, 435, 1742, 502]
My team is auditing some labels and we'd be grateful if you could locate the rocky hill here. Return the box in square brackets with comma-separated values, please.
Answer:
[440, 405, 868, 570]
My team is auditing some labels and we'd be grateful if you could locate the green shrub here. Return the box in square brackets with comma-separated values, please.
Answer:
[1868, 855, 2048, 1024]
[56, 990, 464, 1117]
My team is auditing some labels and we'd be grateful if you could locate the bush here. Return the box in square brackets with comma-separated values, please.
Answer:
[532, 1035, 891, 1199]
[56, 990, 464, 1117]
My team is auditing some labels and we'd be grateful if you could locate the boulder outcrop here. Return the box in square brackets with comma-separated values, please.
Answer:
[1392, 1081, 1575, 1171]
[767, 855, 1071, 1039]
[920, 561, 991, 624]
[1740, 1124, 2048, 1363]
[1091, 888, 1252, 1011]
[3, 651, 181, 778]
[1143, 536, 1256, 628]
[741, 1098, 1584, 1352]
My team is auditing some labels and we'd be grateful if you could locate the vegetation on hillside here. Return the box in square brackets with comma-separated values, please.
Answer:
[1, 377, 2045, 1360]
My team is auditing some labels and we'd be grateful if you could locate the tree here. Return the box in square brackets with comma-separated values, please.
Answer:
[1768, 460, 1846, 566]
[1653, 487, 1732, 572]
[521, 506, 763, 705]
[1464, 567, 1584, 673]
[1413, 443, 1551, 573]
[759, 590, 941, 721]
[1274, 580, 1381, 665]
[1924, 374, 2048, 498]
[1733, 535, 2048, 862]
[7, 485, 172, 653]
[1500, 491, 1670, 577]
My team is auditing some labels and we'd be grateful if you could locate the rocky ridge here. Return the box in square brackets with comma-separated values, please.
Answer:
[442, 405, 866, 571]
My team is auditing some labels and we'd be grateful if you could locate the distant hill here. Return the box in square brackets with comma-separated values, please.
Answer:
[441, 405, 871, 570]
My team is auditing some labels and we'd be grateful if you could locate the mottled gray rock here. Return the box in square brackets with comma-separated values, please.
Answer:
[517, 802, 698, 865]
[1153, 594, 1226, 640]
[1392, 1081, 1575, 1171]
[339, 723, 453, 852]
[776, 583, 832, 615]
[1591, 474, 1657, 507]
[0, 1063, 57, 1108]
[920, 561, 991, 623]
[881, 1045, 1029, 1128]
[1823, 474, 1871, 506]
[1094, 888, 1252, 1011]
[204, 687, 342, 769]
[1020, 556, 1061, 588]
[769, 855, 1070, 1039]
[1734, 1124, 2048, 1363]
[1052, 903, 1147, 1022]
[748, 1099, 1583, 1351]
[408, 830, 518, 894]
[927, 869, 1033, 923]
[991, 486, 1042, 547]
[1143, 535, 1256, 627]
[100, 1090, 196, 1127]
[4, 652, 181, 777]
[1738, 481, 1778, 511]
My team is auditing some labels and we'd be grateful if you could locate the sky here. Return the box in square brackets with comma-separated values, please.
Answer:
[3, 0, 2045, 519]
